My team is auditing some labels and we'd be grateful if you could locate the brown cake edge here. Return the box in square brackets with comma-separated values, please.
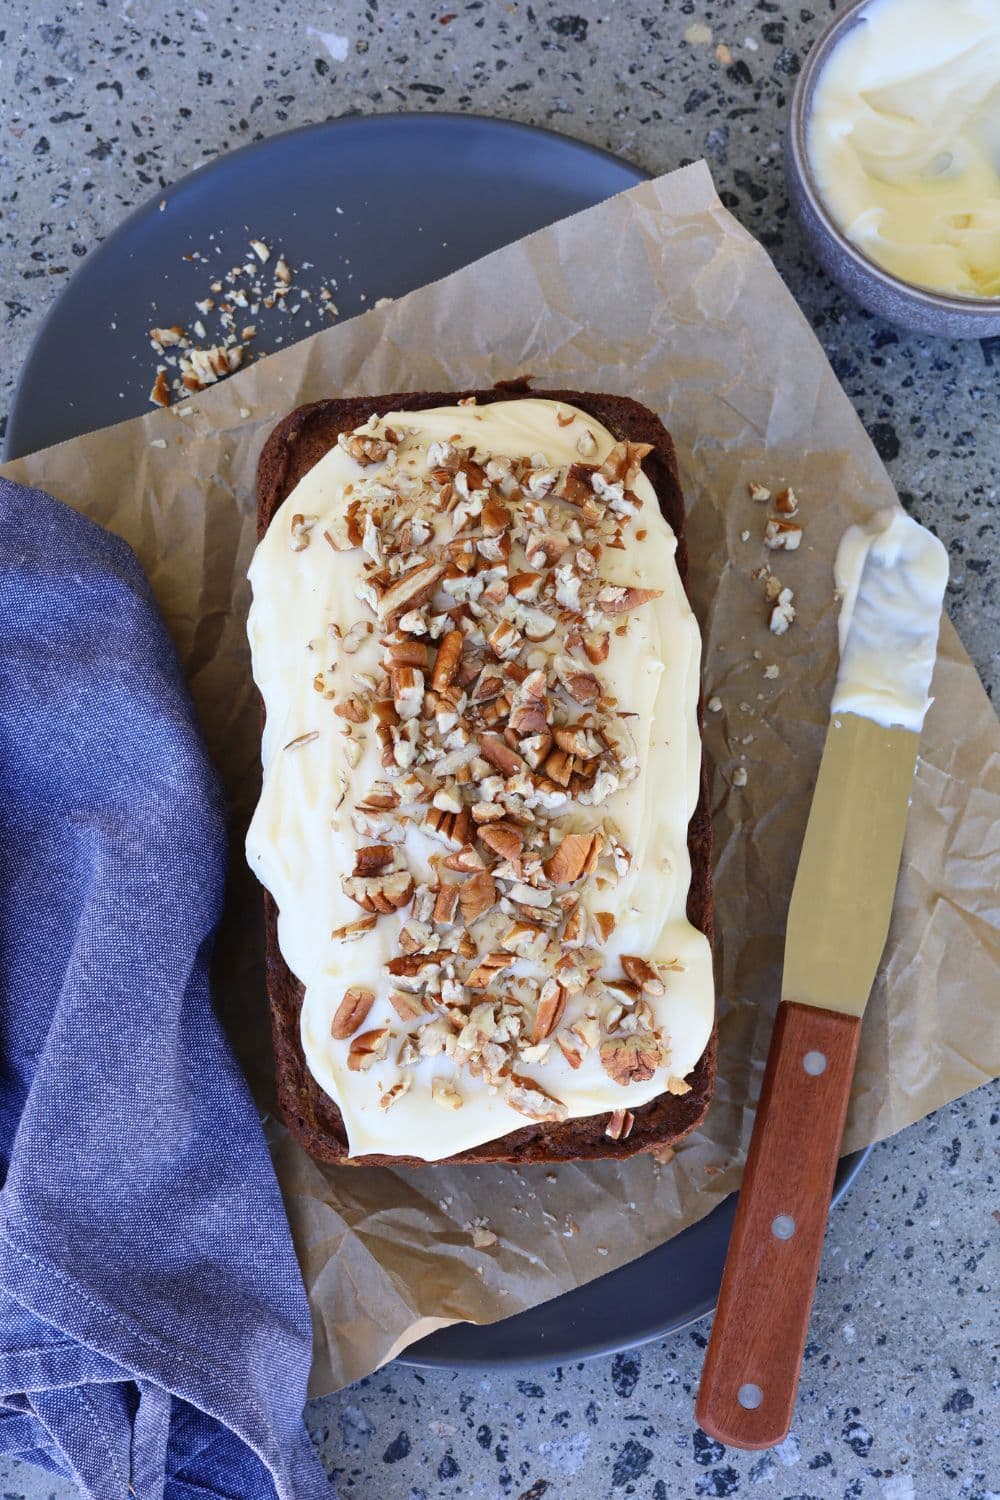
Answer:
[255, 379, 717, 1166]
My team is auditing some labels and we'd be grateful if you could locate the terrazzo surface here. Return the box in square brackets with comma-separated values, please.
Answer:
[0, 2, 996, 1497]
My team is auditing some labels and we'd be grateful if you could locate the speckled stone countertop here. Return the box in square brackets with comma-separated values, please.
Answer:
[1, 3, 996, 1498]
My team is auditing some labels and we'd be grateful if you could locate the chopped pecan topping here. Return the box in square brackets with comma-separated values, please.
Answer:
[303, 414, 689, 1118]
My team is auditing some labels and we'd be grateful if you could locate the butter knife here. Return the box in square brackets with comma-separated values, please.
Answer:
[695, 508, 948, 1449]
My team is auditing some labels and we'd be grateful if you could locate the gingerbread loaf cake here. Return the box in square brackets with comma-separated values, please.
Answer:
[246, 382, 716, 1165]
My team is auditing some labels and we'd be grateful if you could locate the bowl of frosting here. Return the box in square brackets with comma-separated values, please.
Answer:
[786, 0, 1000, 338]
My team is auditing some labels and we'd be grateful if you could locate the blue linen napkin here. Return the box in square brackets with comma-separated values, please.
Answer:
[0, 477, 334, 1500]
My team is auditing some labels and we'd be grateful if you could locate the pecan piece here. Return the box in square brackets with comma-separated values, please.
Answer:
[487, 619, 522, 661]
[379, 1077, 412, 1110]
[338, 430, 391, 466]
[384, 638, 430, 669]
[532, 978, 566, 1042]
[508, 570, 543, 601]
[334, 694, 371, 724]
[347, 1026, 392, 1070]
[432, 1077, 464, 1111]
[378, 560, 445, 628]
[459, 869, 497, 924]
[502, 1072, 568, 1123]
[391, 665, 424, 720]
[596, 585, 664, 614]
[479, 735, 525, 778]
[353, 845, 394, 876]
[443, 841, 487, 872]
[555, 1033, 584, 1069]
[592, 910, 617, 944]
[562, 904, 586, 947]
[599, 1031, 661, 1086]
[433, 883, 461, 925]
[331, 986, 375, 1039]
[543, 831, 598, 884]
[605, 1108, 635, 1141]
[561, 670, 601, 706]
[431, 629, 464, 691]
[386, 990, 431, 1026]
[581, 630, 610, 665]
[556, 462, 597, 507]
[331, 914, 378, 942]
[386, 953, 442, 992]
[150, 370, 171, 407]
[466, 951, 512, 989]
[479, 822, 524, 861]
[500, 920, 548, 957]
[341, 870, 414, 914]
[764, 518, 802, 551]
[597, 439, 652, 488]
[621, 954, 666, 996]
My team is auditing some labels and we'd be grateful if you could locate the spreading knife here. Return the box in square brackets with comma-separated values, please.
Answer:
[695, 508, 948, 1450]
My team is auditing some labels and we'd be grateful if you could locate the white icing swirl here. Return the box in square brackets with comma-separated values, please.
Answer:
[833, 507, 948, 732]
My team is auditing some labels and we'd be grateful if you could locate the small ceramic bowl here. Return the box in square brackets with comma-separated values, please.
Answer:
[785, 0, 1000, 339]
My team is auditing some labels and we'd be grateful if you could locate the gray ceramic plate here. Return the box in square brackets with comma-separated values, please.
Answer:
[7, 112, 869, 1367]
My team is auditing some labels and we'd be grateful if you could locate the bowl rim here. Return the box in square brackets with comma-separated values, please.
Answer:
[789, 0, 1000, 318]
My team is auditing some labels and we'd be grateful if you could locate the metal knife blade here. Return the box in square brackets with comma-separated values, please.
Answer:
[782, 712, 920, 1018]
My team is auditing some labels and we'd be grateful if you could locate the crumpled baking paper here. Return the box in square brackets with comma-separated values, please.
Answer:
[4, 161, 997, 1395]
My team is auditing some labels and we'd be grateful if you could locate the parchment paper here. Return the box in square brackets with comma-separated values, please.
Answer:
[4, 161, 997, 1396]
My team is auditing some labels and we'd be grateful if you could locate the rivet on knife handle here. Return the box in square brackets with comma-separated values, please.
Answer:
[695, 1001, 861, 1450]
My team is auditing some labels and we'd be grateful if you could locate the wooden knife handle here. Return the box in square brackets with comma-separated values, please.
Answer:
[695, 1000, 861, 1449]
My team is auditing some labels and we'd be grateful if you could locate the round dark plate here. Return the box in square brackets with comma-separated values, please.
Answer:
[401, 1147, 870, 1367]
[8, 111, 870, 1367]
[6, 112, 647, 459]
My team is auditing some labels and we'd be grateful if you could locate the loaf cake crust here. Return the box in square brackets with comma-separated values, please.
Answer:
[254, 380, 716, 1165]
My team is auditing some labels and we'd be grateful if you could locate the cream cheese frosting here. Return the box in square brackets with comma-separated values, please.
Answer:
[833, 507, 948, 732]
[808, 0, 1000, 299]
[246, 398, 714, 1160]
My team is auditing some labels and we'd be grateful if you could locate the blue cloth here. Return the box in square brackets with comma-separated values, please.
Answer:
[0, 478, 334, 1500]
